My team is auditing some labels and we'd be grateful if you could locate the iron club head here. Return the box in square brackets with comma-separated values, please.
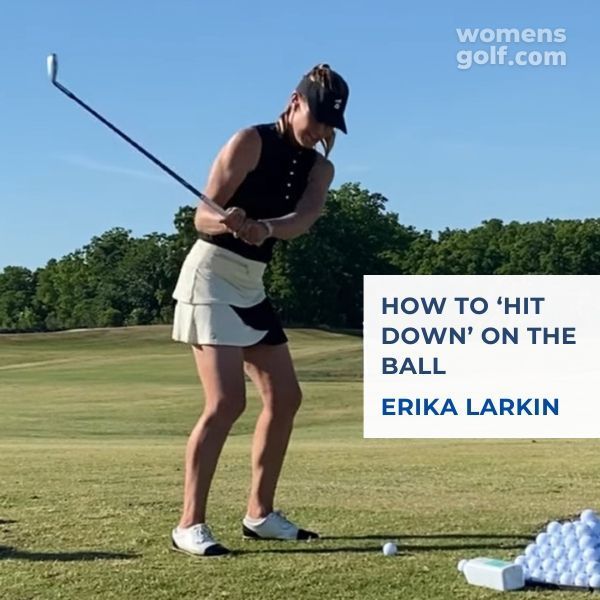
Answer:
[47, 53, 58, 83]
[44, 52, 223, 213]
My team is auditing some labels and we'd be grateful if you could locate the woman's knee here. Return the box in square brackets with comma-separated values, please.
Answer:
[204, 395, 246, 426]
[290, 385, 303, 414]
[264, 385, 302, 418]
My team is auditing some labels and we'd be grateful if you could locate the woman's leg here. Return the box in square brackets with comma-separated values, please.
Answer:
[242, 343, 302, 519]
[179, 344, 246, 527]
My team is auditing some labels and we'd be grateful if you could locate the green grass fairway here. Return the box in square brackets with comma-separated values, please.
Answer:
[1, 327, 599, 599]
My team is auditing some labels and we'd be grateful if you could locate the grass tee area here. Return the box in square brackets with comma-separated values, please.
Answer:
[1, 327, 598, 599]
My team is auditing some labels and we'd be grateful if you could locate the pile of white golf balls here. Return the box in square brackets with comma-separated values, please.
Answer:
[514, 509, 600, 588]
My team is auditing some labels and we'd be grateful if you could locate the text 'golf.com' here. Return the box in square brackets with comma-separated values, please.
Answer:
[456, 27, 567, 70]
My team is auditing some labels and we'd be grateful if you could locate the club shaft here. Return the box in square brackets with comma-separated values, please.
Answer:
[52, 80, 225, 216]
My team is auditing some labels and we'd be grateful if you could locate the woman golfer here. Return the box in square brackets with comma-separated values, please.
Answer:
[170, 64, 349, 556]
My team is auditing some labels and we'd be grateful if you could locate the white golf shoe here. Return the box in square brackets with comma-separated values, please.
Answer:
[242, 510, 319, 541]
[171, 523, 230, 557]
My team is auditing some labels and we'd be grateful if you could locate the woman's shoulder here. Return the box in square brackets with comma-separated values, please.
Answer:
[227, 123, 277, 150]
[221, 126, 263, 160]
[229, 125, 262, 145]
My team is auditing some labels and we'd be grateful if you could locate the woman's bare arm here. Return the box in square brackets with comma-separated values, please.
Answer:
[194, 128, 261, 235]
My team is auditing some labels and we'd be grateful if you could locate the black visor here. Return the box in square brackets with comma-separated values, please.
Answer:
[295, 68, 349, 134]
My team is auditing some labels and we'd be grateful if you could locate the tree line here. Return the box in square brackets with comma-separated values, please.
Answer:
[1, 183, 599, 332]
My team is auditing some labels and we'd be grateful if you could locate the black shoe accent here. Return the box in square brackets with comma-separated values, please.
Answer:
[297, 528, 319, 540]
[242, 524, 262, 539]
[171, 537, 231, 557]
[204, 543, 231, 556]
[242, 523, 320, 541]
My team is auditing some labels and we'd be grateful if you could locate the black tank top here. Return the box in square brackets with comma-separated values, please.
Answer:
[198, 123, 318, 263]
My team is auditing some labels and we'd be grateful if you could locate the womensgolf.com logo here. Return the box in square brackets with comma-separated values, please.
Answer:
[456, 27, 567, 70]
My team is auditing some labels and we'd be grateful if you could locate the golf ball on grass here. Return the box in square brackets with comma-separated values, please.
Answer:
[514, 555, 526, 567]
[571, 559, 584, 574]
[564, 534, 578, 549]
[579, 534, 595, 550]
[547, 521, 562, 535]
[555, 558, 568, 573]
[583, 548, 600, 562]
[382, 542, 397, 556]
[567, 546, 580, 562]
[542, 557, 555, 572]
[525, 543, 537, 557]
[559, 572, 574, 586]
[562, 522, 575, 534]
[586, 561, 600, 576]
[538, 544, 552, 558]
[530, 568, 544, 581]
[536, 532, 549, 545]
[550, 534, 563, 548]
[581, 510, 599, 524]
[545, 570, 559, 584]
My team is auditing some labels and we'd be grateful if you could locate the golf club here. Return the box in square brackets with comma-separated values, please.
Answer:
[46, 53, 226, 216]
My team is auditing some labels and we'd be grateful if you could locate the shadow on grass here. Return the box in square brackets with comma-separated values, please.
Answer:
[322, 533, 533, 541]
[0, 519, 18, 525]
[234, 533, 530, 555]
[0, 546, 139, 562]
[235, 546, 381, 555]
[235, 543, 526, 555]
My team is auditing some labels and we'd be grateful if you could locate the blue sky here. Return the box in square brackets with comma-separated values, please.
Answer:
[2, 1, 599, 270]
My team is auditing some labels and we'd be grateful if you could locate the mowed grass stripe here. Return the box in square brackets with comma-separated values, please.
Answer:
[1, 327, 599, 599]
